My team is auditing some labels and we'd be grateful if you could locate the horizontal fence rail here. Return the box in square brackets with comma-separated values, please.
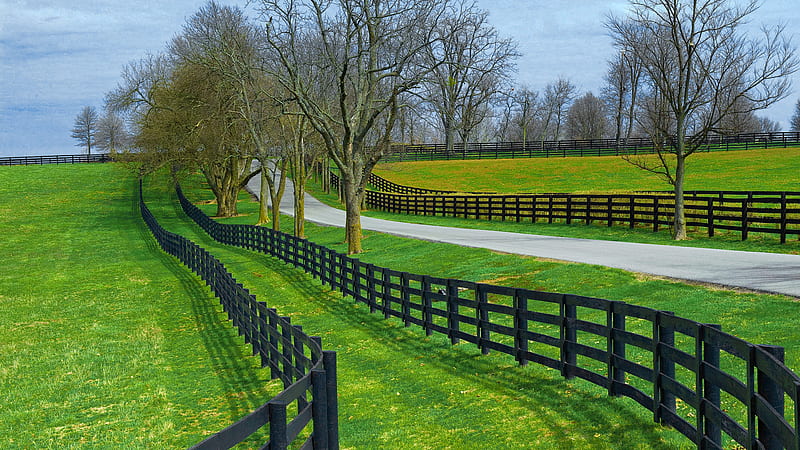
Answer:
[176, 183, 800, 449]
[0, 153, 111, 166]
[382, 132, 800, 162]
[364, 186, 800, 244]
[138, 181, 338, 450]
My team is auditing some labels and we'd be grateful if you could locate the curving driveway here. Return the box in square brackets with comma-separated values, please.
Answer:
[247, 175, 800, 298]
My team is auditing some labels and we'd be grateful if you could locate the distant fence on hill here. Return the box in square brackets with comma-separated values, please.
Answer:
[0, 153, 111, 166]
[382, 132, 800, 162]
[176, 182, 800, 449]
[139, 181, 339, 449]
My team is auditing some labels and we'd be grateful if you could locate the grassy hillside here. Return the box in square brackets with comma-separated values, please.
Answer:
[0, 164, 277, 448]
[374, 147, 800, 193]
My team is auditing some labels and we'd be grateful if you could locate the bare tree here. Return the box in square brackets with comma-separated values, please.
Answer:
[70, 106, 99, 155]
[106, 53, 172, 124]
[259, 0, 459, 254]
[565, 92, 608, 140]
[421, 4, 518, 152]
[510, 86, 541, 144]
[105, 53, 174, 173]
[603, 48, 643, 145]
[792, 99, 800, 132]
[540, 77, 576, 141]
[607, 0, 798, 239]
[95, 111, 129, 154]
[755, 115, 781, 133]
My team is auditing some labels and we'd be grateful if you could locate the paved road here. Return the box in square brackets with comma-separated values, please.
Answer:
[247, 174, 800, 298]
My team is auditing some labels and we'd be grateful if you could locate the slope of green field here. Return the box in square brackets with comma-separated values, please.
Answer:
[0, 164, 277, 448]
[374, 147, 800, 193]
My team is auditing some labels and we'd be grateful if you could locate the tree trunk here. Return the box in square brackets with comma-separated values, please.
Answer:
[294, 181, 305, 238]
[673, 132, 687, 240]
[215, 186, 238, 218]
[257, 168, 270, 226]
[444, 119, 456, 155]
[291, 151, 307, 238]
[342, 175, 363, 254]
[270, 169, 287, 232]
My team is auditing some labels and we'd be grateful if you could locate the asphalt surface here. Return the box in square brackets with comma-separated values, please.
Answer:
[247, 174, 800, 298]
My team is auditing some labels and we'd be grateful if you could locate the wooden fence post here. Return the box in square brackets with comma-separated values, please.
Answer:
[268, 401, 289, 450]
[323, 350, 340, 450]
[382, 270, 392, 320]
[422, 276, 433, 336]
[654, 311, 676, 424]
[514, 290, 529, 366]
[561, 295, 577, 380]
[707, 199, 715, 237]
[447, 281, 460, 345]
[476, 285, 490, 355]
[780, 193, 787, 244]
[757, 345, 785, 450]
[607, 301, 626, 397]
[311, 368, 329, 449]
[401, 272, 411, 327]
[701, 324, 722, 447]
[653, 197, 660, 233]
[742, 195, 751, 241]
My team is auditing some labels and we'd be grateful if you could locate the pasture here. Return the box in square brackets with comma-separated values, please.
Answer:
[3, 162, 800, 448]
[373, 147, 800, 194]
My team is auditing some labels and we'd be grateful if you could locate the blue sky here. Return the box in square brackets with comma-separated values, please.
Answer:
[1, 0, 798, 156]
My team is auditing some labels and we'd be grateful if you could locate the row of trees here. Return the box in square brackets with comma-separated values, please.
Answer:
[82, 0, 797, 248]
[93, 0, 527, 254]
[70, 106, 129, 155]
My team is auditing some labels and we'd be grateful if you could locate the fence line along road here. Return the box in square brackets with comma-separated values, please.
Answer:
[363, 172, 800, 244]
[0, 153, 111, 166]
[367, 168, 800, 244]
[139, 181, 339, 450]
[382, 131, 800, 162]
[364, 187, 800, 245]
[251, 173, 800, 298]
[196, 181, 800, 449]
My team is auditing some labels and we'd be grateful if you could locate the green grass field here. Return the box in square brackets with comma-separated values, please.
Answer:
[374, 147, 800, 193]
[185, 172, 800, 448]
[0, 164, 278, 448]
[4, 163, 800, 448]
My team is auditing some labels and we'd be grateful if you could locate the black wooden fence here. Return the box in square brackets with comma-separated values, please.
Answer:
[364, 186, 800, 243]
[0, 153, 111, 165]
[383, 132, 800, 162]
[139, 182, 339, 449]
[176, 183, 800, 449]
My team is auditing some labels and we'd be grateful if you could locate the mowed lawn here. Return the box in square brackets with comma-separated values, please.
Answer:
[374, 147, 800, 193]
[5, 163, 800, 448]
[182, 172, 800, 449]
[0, 164, 278, 448]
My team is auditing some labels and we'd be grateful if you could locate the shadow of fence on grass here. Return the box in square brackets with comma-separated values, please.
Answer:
[139, 180, 338, 450]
